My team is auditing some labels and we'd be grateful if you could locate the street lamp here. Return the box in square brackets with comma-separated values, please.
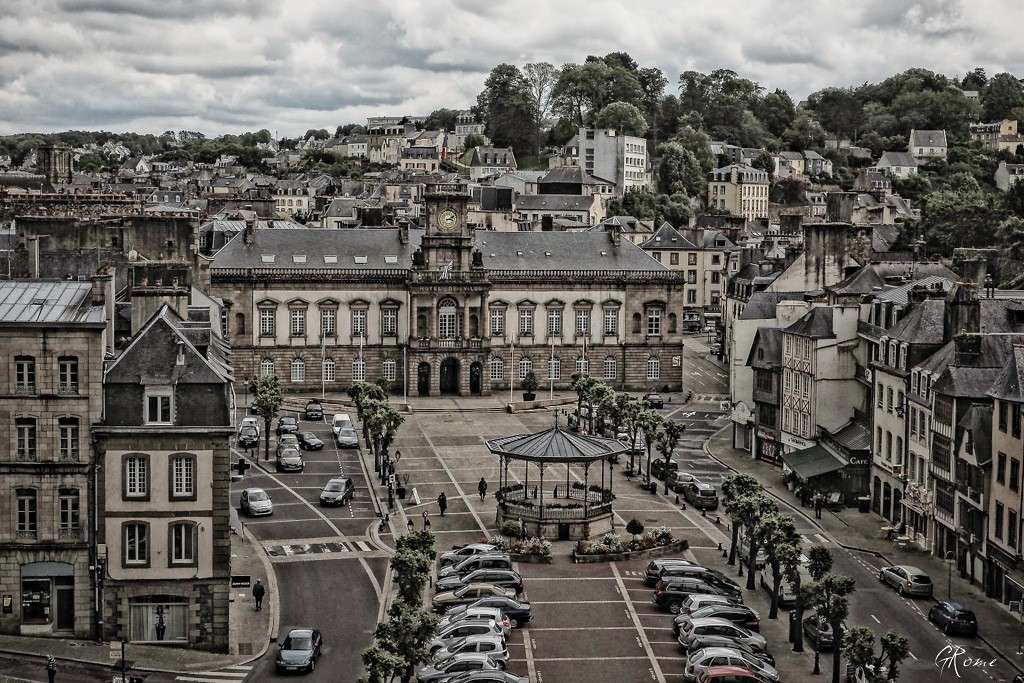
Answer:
[945, 550, 955, 601]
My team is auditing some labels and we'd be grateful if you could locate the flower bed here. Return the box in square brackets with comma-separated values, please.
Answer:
[572, 528, 688, 563]
[491, 535, 553, 563]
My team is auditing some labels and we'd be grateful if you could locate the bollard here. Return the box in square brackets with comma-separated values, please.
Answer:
[701, 508, 706, 517]
[675, 494, 680, 504]
[715, 515, 721, 525]
[717, 542, 722, 551]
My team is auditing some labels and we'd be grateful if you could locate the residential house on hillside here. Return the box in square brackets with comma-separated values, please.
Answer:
[803, 150, 833, 177]
[591, 216, 653, 246]
[969, 119, 1024, 154]
[514, 193, 604, 226]
[399, 146, 440, 173]
[467, 147, 517, 181]
[995, 161, 1024, 192]
[908, 129, 948, 162]
[493, 171, 546, 197]
[707, 164, 769, 220]
[538, 166, 614, 197]
[877, 151, 918, 179]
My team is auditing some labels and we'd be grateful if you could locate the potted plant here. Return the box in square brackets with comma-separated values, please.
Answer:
[521, 371, 539, 401]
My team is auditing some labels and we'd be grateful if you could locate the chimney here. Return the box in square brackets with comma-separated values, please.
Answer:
[90, 267, 116, 355]
[27, 237, 40, 278]
[953, 333, 982, 366]
[243, 216, 255, 244]
[397, 218, 409, 244]
[826, 192, 856, 224]
[608, 225, 621, 246]
[944, 282, 980, 343]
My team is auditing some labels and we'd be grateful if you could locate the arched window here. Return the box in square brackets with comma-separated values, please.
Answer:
[235, 312, 246, 336]
[322, 358, 336, 383]
[631, 312, 642, 334]
[576, 357, 590, 376]
[646, 356, 660, 381]
[260, 358, 275, 378]
[518, 357, 532, 380]
[352, 358, 366, 382]
[383, 359, 397, 382]
[548, 357, 561, 380]
[603, 356, 617, 380]
[438, 298, 458, 338]
[489, 356, 505, 381]
[290, 358, 305, 383]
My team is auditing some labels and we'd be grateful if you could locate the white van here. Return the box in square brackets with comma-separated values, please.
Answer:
[332, 413, 353, 436]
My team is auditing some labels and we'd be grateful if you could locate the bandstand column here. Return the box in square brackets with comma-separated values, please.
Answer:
[539, 464, 545, 517]
[584, 463, 590, 517]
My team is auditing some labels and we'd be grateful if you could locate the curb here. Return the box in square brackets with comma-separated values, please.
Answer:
[240, 522, 281, 661]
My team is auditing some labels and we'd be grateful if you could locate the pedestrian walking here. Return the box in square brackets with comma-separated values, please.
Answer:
[437, 491, 448, 517]
[252, 579, 266, 611]
[813, 493, 823, 520]
[46, 656, 56, 683]
[407, 517, 414, 532]
[519, 517, 527, 540]
[478, 477, 488, 500]
[422, 511, 431, 530]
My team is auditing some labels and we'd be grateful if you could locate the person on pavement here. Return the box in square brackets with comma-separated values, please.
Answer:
[422, 510, 431, 530]
[46, 656, 56, 683]
[478, 477, 488, 500]
[252, 579, 266, 611]
[438, 491, 448, 516]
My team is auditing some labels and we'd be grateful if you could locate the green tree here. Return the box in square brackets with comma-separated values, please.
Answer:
[779, 542, 806, 649]
[303, 128, 330, 140]
[737, 493, 777, 589]
[593, 101, 649, 136]
[1004, 181, 1024, 218]
[588, 382, 614, 434]
[619, 396, 644, 471]
[637, 409, 663, 480]
[809, 574, 857, 683]
[390, 547, 432, 605]
[656, 421, 686, 494]
[423, 108, 459, 132]
[756, 89, 797, 138]
[782, 111, 827, 152]
[983, 73, 1024, 122]
[361, 642, 403, 683]
[606, 189, 657, 220]
[656, 142, 702, 196]
[626, 518, 645, 541]
[843, 628, 911, 682]
[656, 193, 691, 227]
[250, 375, 283, 460]
[373, 601, 438, 683]
[962, 67, 988, 91]
[463, 133, 488, 150]
[756, 512, 800, 619]
[673, 125, 716, 176]
[524, 61, 558, 151]
[807, 87, 864, 138]
[475, 64, 538, 157]
[571, 374, 599, 427]
[395, 529, 437, 561]
[720, 473, 761, 566]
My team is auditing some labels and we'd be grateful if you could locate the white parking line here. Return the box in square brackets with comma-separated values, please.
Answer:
[612, 562, 666, 683]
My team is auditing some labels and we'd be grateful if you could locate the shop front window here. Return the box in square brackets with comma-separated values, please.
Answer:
[129, 598, 188, 642]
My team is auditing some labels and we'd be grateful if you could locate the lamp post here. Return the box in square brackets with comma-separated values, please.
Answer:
[945, 550, 955, 601]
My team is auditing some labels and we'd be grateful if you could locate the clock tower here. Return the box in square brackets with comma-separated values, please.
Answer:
[420, 181, 474, 272]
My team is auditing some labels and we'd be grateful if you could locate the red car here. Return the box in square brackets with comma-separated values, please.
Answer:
[696, 664, 762, 682]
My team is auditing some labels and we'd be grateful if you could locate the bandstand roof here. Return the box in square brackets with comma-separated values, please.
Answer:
[486, 426, 626, 464]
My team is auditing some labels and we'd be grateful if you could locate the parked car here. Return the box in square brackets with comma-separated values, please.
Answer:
[658, 565, 736, 588]
[928, 601, 978, 637]
[277, 416, 299, 435]
[430, 635, 509, 666]
[651, 458, 679, 481]
[275, 628, 322, 674]
[695, 665, 761, 683]
[653, 578, 741, 613]
[240, 416, 260, 436]
[686, 639, 775, 667]
[758, 558, 810, 608]
[436, 569, 523, 595]
[667, 471, 701, 493]
[240, 488, 273, 516]
[304, 401, 324, 420]
[803, 610, 844, 651]
[439, 554, 513, 579]
[463, 596, 532, 628]
[683, 482, 720, 510]
[432, 585, 516, 613]
[677, 618, 767, 653]
[319, 478, 354, 506]
[643, 393, 665, 409]
[276, 434, 299, 455]
[445, 671, 528, 683]
[878, 565, 933, 598]
[237, 425, 259, 449]
[335, 427, 360, 449]
[675, 594, 742, 619]
[297, 432, 324, 450]
[644, 558, 698, 586]
[675, 604, 760, 635]
[736, 528, 768, 569]
[332, 413, 353, 435]
[276, 447, 304, 473]
[417, 653, 503, 682]
[427, 621, 506, 654]
[438, 606, 511, 636]
[440, 544, 499, 568]
[684, 647, 780, 683]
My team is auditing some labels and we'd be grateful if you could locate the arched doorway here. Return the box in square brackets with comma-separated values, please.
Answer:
[892, 488, 903, 524]
[417, 362, 431, 396]
[882, 482, 892, 520]
[872, 476, 881, 513]
[470, 362, 482, 395]
[440, 357, 460, 395]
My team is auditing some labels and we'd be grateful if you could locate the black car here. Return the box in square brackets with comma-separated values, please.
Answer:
[644, 558, 696, 586]
[237, 426, 259, 449]
[682, 481, 719, 510]
[304, 401, 324, 420]
[650, 458, 679, 481]
[673, 604, 760, 635]
[466, 596, 532, 628]
[802, 610, 846, 651]
[928, 601, 978, 637]
[653, 577, 741, 613]
[297, 432, 324, 450]
[276, 416, 299, 435]
[643, 393, 665, 409]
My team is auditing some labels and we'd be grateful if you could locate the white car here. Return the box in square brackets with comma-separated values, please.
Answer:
[331, 413, 353, 436]
[430, 634, 509, 665]
[240, 416, 260, 436]
[240, 488, 273, 516]
[683, 646, 780, 682]
[438, 606, 511, 636]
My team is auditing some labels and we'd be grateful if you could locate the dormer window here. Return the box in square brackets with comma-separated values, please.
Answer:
[145, 387, 173, 425]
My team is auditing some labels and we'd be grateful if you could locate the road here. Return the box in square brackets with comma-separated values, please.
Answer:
[232, 409, 387, 683]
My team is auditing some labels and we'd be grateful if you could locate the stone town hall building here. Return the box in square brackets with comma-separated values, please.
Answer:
[210, 182, 686, 395]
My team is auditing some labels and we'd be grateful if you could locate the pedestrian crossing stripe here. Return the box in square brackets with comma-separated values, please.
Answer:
[266, 541, 354, 556]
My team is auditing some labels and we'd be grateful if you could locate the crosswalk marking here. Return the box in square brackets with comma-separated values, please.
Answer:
[355, 540, 372, 551]
[175, 671, 249, 683]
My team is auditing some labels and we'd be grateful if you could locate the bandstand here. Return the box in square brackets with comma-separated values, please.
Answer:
[486, 418, 626, 541]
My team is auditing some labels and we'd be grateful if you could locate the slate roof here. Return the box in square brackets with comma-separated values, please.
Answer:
[738, 292, 807, 320]
[936, 366, 1004, 399]
[486, 425, 625, 463]
[469, 147, 516, 167]
[0, 281, 105, 326]
[640, 223, 698, 250]
[831, 265, 886, 295]
[680, 229, 735, 250]
[516, 194, 594, 213]
[878, 151, 918, 168]
[784, 307, 834, 339]
[477, 232, 666, 271]
[876, 276, 954, 306]
[830, 419, 872, 452]
[957, 403, 993, 466]
[781, 445, 847, 480]
[888, 298, 947, 344]
[212, 227, 423, 270]
[910, 130, 948, 148]
[746, 327, 782, 369]
[988, 345, 1024, 402]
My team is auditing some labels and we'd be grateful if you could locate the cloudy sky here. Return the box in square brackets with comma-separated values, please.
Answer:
[1, 0, 1023, 137]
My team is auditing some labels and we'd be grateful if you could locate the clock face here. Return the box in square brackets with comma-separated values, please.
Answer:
[436, 208, 459, 232]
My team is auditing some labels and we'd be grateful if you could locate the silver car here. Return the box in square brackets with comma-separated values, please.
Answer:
[428, 620, 505, 655]
[683, 646, 780, 683]
[677, 617, 767, 652]
[438, 606, 511, 636]
[440, 544, 499, 568]
[878, 565, 933, 597]
[430, 634, 509, 665]
[240, 488, 273, 516]
[335, 427, 360, 449]
[416, 653, 502, 682]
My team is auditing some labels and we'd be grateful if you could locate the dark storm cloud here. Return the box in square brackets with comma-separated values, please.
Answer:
[0, 0, 1021, 136]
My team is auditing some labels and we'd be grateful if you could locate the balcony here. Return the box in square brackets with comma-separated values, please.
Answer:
[14, 385, 36, 395]
[58, 527, 81, 540]
[58, 383, 79, 395]
[16, 530, 37, 540]
[408, 337, 488, 351]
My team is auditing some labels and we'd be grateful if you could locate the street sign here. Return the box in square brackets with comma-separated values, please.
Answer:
[672, 356, 681, 367]
[230, 575, 252, 588]
[109, 641, 123, 661]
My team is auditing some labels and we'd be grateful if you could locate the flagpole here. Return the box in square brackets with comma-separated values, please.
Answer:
[549, 340, 554, 401]
[321, 334, 326, 399]
[509, 337, 515, 404]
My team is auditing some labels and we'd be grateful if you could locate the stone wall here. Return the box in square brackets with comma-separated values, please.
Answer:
[0, 547, 92, 637]
[102, 577, 230, 651]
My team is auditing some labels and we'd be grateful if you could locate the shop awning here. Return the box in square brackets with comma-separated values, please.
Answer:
[782, 445, 847, 480]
